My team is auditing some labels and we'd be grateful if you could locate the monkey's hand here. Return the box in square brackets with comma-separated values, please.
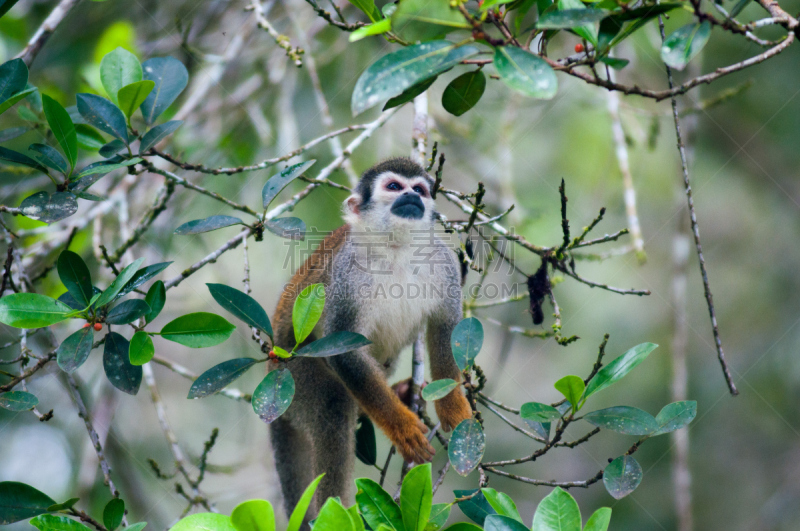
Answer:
[383, 407, 435, 464]
[435, 389, 473, 432]
[391, 378, 428, 408]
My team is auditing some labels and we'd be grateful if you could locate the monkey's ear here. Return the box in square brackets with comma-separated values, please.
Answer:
[343, 194, 361, 224]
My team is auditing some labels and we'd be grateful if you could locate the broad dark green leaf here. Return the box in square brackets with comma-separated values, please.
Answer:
[599, 57, 629, 70]
[141, 57, 189, 124]
[0, 145, 48, 172]
[103, 498, 125, 531]
[231, 499, 275, 531]
[170, 513, 236, 531]
[349, 0, 381, 22]
[144, 280, 166, 323]
[138, 120, 182, 153]
[352, 41, 479, 115]
[30, 514, 92, 531]
[207, 283, 273, 338]
[383, 76, 437, 111]
[583, 406, 658, 435]
[128, 331, 155, 365]
[42, 95, 77, 169]
[730, 0, 751, 17]
[99, 139, 126, 158]
[661, 22, 712, 71]
[0, 481, 55, 524]
[451, 317, 483, 371]
[295, 331, 371, 357]
[391, 0, 470, 43]
[59, 288, 100, 311]
[76, 93, 129, 143]
[603, 3, 683, 49]
[441, 524, 482, 531]
[355, 415, 377, 466]
[0, 87, 35, 116]
[94, 257, 145, 308]
[484, 515, 529, 531]
[76, 157, 141, 177]
[20, 191, 79, 223]
[584, 508, 612, 531]
[537, 8, 609, 28]
[584, 343, 658, 399]
[118, 261, 172, 298]
[29, 143, 69, 174]
[453, 489, 495, 526]
[315, 498, 355, 531]
[652, 400, 697, 436]
[355, 478, 404, 531]
[264, 217, 306, 240]
[188, 358, 258, 399]
[603, 455, 642, 499]
[421, 378, 458, 400]
[252, 368, 295, 423]
[520, 402, 561, 423]
[442, 70, 486, 116]
[161, 312, 236, 348]
[557, 0, 597, 43]
[106, 299, 150, 324]
[481, 489, 522, 524]
[494, 47, 557, 99]
[0, 292, 73, 328]
[287, 475, 324, 531]
[118, 80, 155, 118]
[448, 418, 484, 476]
[262, 160, 316, 209]
[58, 250, 93, 305]
[46, 498, 80, 512]
[401, 463, 432, 531]
[0, 59, 27, 104]
[0, 391, 38, 411]
[427, 503, 451, 531]
[554, 375, 584, 411]
[103, 332, 142, 395]
[292, 284, 325, 344]
[174, 215, 244, 235]
[0, 126, 28, 142]
[57, 326, 94, 373]
[531, 487, 580, 531]
[100, 47, 143, 105]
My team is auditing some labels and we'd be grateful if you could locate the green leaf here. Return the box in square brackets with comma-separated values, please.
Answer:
[391, 0, 470, 43]
[75, 157, 141, 177]
[138, 120, 182, 153]
[262, 160, 316, 209]
[77, 93, 129, 143]
[348, 0, 381, 22]
[554, 375, 584, 411]
[95, 257, 145, 308]
[484, 515, 529, 531]
[0, 59, 27, 103]
[103, 498, 125, 531]
[493, 47, 557, 99]
[661, 22, 712, 71]
[170, 513, 236, 531]
[231, 499, 275, 531]
[189, 358, 259, 399]
[46, 498, 80, 512]
[583, 507, 612, 531]
[0, 391, 38, 411]
[537, 8, 609, 28]
[174, 215, 244, 235]
[0, 145, 48, 173]
[603, 455, 642, 499]
[453, 489, 495, 526]
[29, 143, 69, 174]
[161, 312, 236, 348]
[207, 283, 273, 338]
[448, 418, 484, 476]
[520, 402, 561, 423]
[20, 191, 79, 223]
[144, 280, 166, 323]
[58, 250, 93, 306]
[103, 332, 142, 395]
[480, 0, 516, 10]
[355, 415, 377, 466]
[118, 80, 154, 118]
[42, 95, 77, 168]
[355, 478, 404, 531]
[730, 0, 750, 17]
[652, 400, 697, 436]
[0, 87, 35, 117]
[442, 70, 485, 116]
[451, 317, 483, 371]
[0, 481, 55, 524]
[349, 505, 366, 531]
[126, 523, 147, 531]
[531, 487, 580, 531]
[426, 503, 451, 531]
[315, 498, 355, 531]
[0, 292, 73, 328]
[481, 489, 522, 524]
[100, 47, 143, 105]
[252, 368, 295, 423]
[557, 0, 597, 44]
[421, 379, 458, 401]
[30, 514, 92, 531]
[100, 139, 126, 158]
[383, 76, 437, 111]
[292, 284, 326, 344]
[295, 331, 371, 357]
[401, 463, 432, 531]
[441, 525, 482, 531]
[57, 326, 94, 373]
[583, 406, 658, 435]
[352, 41, 479, 115]
[106, 299, 150, 324]
[599, 57, 629, 70]
[264, 217, 306, 240]
[76, 125, 105, 151]
[141, 57, 189, 124]
[287, 475, 324, 531]
[272, 346, 292, 358]
[583, 343, 658, 399]
[118, 261, 172, 298]
[129, 331, 155, 365]
[349, 19, 392, 42]
[0, 126, 28, 142]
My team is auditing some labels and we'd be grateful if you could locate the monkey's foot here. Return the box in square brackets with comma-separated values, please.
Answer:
[385, 409, 435, 464]
[435, 390, 473, 432]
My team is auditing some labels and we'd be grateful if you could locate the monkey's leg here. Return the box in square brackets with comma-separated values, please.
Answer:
[270, 417, 314, 520]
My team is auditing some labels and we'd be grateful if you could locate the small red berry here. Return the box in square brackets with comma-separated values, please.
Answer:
[83, 323, 91, 328]
[93, 323, 103, 331]
[268, 350, 277, 360]
[575, 43, 585, 53]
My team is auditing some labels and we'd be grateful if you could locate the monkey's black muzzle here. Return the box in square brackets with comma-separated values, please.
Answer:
[390, 193, 425, 220]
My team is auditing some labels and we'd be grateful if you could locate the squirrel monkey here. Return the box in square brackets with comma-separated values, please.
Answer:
[269, 157, 472, 520]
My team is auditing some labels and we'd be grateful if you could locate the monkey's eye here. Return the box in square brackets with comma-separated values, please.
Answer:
[386, 181, 402, 191]
[413, 185, 427, 196]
